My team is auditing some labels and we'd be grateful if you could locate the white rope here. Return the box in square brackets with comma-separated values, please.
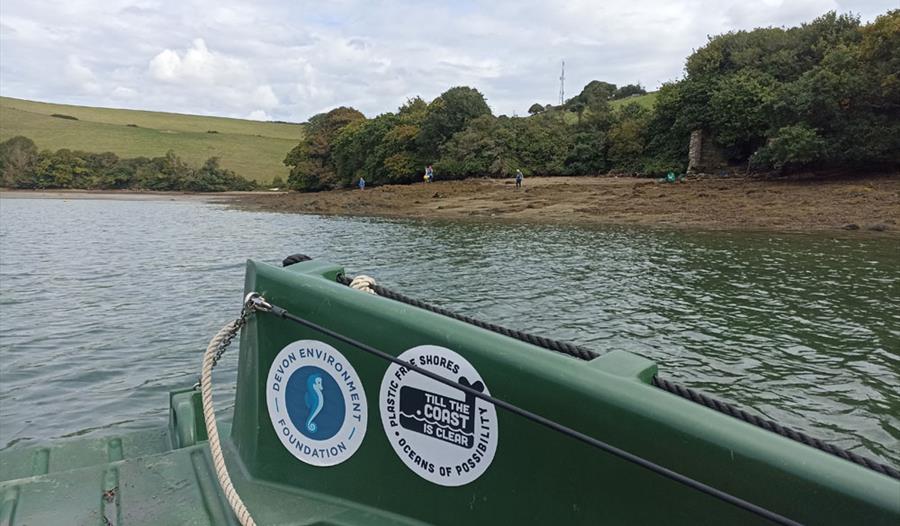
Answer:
[349, 275, 377, 294]
[201, 321, 256, 526]
[199, 283, 369, 525]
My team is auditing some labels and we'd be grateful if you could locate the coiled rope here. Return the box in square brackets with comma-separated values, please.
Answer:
[334, 271, 900, 481]
[201, 314, 257, 526]
[348, 275, 377, 294]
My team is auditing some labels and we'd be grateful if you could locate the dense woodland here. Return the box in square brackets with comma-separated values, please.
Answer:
[0, 136, 256, 191]
[284, 11, 899, 191]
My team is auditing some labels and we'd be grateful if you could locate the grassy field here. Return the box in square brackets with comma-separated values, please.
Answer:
[609, 91, 658, 110]
[0, 97, 302, 183]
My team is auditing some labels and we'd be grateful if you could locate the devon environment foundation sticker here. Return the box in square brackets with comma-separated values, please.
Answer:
[266, 340, 368, 466]
[380, 345, 498, 486]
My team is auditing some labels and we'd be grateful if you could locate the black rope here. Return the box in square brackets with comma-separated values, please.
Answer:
[337, 274, 599, 361]
[651, 376, 900, 480]
[257, 301, 803, 526]
[335, 273, 900, 481]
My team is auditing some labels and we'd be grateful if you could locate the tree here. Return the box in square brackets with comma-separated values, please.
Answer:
[567, 81, 617, 108]
[135, 150, 191, 190]
[0, 136, 39, 187]
[528, 103, 544, 115]
[514, 114, 570, 175]
[612, 84, 647, 100]
[183, 157, 255, 192]
[750, 124, 826, 170]
[438, 115, 513, 178]
[284, 106, 365, 191]
[417, 86, 492, 160]
[607, 103, 652, 171]
[279, 11, 899, 182]
[1, 136, 254, 190]
[332, 113, 399, 187]
[642, 82, 690, 173]
[708, 70, 778, 160]
[643, 10, 897, 172]
[47, 149, 89, 188]
[398, 96, 428, 119]
[97, 157, 141, 189]
[568, 100, 587, 125]
[438, 113, 573, 178]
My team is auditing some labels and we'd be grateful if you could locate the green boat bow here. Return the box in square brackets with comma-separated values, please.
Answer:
[1, 258, 898, 525]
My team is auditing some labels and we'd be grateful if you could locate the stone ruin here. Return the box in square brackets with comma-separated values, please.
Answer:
[687, 130, 727, 174]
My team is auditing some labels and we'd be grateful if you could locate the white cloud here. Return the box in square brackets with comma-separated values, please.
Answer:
[147, 49, 181, 81]
[246, 109, 273, 121]
[148, 38, 250, 85]
[1, 0, 896, 120]
[251, 85, 278, 109]
[64, 55, 101, 94]
[111, 86, 138, 99]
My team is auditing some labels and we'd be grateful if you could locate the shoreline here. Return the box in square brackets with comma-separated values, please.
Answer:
[3, 174, 899, 235]
[231, 174, 900, 235]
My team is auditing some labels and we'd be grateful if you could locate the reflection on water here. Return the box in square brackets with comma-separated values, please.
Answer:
[1, 197, 898, 467]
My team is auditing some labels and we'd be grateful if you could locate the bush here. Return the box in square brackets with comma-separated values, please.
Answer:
[750, 124, 826, 170]
[50, 113, 78, 120]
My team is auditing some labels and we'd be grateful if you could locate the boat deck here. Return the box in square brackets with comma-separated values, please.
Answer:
[0, 390, 421, 526]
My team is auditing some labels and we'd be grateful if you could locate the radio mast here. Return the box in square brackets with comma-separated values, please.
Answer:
[558, 60, 565, 105]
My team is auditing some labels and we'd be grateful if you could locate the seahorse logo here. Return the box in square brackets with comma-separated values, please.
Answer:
[305, 375, 324, 433]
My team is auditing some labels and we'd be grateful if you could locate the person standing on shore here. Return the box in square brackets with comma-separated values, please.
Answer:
[515, 169, 523, 189]
[358, 177, 366, 190]
[425, 165, 434, 183]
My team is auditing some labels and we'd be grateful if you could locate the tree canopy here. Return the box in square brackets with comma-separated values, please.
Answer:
[279, 10, 899, 191]
[660, 10, 900, 170]
[417, 86, 493, 160]
[283, 106, 366, 191]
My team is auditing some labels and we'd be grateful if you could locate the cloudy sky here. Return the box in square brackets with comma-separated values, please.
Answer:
[0, 0, 895, 122]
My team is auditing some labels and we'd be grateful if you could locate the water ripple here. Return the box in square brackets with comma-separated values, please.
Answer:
[1, 198, 898, 468]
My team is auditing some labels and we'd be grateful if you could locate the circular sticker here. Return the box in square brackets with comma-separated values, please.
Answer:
[266, 340, 368, 466]
[380, 345, 498, 486]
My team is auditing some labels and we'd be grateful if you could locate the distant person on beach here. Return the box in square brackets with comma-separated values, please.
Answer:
[358, 177, 366, 190]
[425, 165, 434, 183]
[515, 169, 523, 189]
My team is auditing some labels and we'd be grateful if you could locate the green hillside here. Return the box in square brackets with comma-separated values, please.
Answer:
[0, 97, 302, 183]
[609, 91, 657, 110]
[546, 91, 658, 124]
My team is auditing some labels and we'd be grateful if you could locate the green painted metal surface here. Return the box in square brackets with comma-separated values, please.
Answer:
[1, 258, 898, 525]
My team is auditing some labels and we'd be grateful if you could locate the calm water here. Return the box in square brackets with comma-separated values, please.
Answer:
[0, 197, 898, 468]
